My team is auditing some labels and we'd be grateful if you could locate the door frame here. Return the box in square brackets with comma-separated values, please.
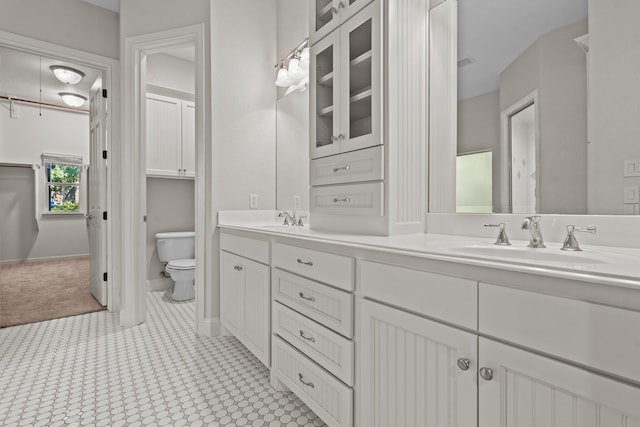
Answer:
[499, 90, 539, 214]
[0, 30, 118, 311]
[122, 25, 206, 332]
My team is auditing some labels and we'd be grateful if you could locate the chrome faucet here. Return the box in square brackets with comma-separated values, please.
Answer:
[278, 211, 297, 226]
[484, 223, 511, 245]
[521, 216, 546, 248]
[561, 225, 596, 251]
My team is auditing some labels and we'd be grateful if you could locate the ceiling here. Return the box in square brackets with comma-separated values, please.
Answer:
[82, 0, 120, 13]
[458, 0, 588, 100]
[0, 46, 102, 110]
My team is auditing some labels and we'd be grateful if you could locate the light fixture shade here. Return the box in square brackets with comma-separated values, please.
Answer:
[287, 58, 305, 84]
[50, 66, 85, 85]
[59, 92, 87, 107]
[275, 68, 292, 87]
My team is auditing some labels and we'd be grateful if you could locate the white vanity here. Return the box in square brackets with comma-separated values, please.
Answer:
[218, 212, 640, 427]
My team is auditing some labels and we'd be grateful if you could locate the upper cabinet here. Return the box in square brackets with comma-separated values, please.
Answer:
[310, 2, 381, 160]
[310, 0, 374, 45]
[309, 0, 429, 235]
[146, 93, 195, 178]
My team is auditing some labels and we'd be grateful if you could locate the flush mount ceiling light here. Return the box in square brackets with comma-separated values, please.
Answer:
[50, 65, 85, 85]
[59, 92, 87, 107]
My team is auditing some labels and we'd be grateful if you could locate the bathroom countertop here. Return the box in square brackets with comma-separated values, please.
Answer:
[217, 211, 640, 292]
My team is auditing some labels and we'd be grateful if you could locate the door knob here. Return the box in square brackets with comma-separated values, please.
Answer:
[456, 358, 470, 371]
[85, 214, 94, 220]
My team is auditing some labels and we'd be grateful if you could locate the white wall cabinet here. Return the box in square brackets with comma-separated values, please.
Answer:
[310, 0, 373, 45]
[220, 237, 270, 368]
[146, 93, 195, 178]
[309, 0, 428, 234]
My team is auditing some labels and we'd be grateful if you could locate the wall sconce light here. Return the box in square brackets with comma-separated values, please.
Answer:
[59, 92, 87, 107]
[50, 65, 85, 85]
[275, 38, 310, 93]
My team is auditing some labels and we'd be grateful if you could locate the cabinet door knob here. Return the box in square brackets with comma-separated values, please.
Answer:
[479, 367, 494, 381]
[456, 358, 470, 371]
[298, 292, 316, 302]
[298, 373, 315, 388]
[333, 165, 351, 173]
[338, 133, 345, 140]
[330, 135, 338, 142]
[299, 330, 316, 343]
[234, 265, 243, 271]
[331, 6, 338, 14]
[338, 1, 345, 8]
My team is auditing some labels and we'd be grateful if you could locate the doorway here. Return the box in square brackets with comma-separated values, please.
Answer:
[122, 25, 206, 333]
[0, 32, 116, 326]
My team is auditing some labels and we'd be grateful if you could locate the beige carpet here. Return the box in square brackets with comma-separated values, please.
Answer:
[0, 257, 105, 328]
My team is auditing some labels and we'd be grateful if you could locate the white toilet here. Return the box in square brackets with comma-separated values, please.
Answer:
[155, 231, 196, 301]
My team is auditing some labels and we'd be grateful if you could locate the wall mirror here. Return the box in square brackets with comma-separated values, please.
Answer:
[440, 0, 640, 215]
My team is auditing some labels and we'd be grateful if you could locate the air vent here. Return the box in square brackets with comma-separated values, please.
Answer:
[457, 56, 476, 68]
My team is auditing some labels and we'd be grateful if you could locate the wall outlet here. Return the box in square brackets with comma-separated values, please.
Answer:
[293, 195, 301, 211]
[624, 159, 640, 177]
[624, 186, 640, 204]
[249, 193, 259, 209]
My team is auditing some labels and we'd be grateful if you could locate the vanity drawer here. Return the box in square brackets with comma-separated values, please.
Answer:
[360, 260, 478, 329]
[272, 336, 353, 427]
[310, 146, 384, 186]
[310, 182, 384, 216]
[480, 282, 640, 383]
[272, 268, 354, 338]
[273, 301, 354, 386]
[220, 232, 269, 264]
[272, 242, 354, 291]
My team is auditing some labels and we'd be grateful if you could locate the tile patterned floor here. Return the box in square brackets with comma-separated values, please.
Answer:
[0, 291, 326, 427]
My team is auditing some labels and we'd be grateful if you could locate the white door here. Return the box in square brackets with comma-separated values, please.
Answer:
[479, 338, 640, 427]
[88, 77, 108, 306]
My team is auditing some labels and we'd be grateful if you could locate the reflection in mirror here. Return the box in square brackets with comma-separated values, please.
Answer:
[276, 88, 309, 211]
[456, 0, 591, 214]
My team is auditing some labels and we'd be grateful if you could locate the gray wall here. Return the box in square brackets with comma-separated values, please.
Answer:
[0, 0, 119, 59]
[588, 0, 640, 214]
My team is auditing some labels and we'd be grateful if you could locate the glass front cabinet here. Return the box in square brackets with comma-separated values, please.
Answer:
[310, 0, 374, 44]
[310, 0, 381, 160]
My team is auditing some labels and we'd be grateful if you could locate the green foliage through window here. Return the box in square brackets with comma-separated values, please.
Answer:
[44, 161, 82, 213]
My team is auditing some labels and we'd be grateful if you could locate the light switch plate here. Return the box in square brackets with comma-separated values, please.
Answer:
[249, 193, 259, 209]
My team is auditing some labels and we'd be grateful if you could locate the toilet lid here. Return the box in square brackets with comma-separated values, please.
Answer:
[167, 259, 195, 270]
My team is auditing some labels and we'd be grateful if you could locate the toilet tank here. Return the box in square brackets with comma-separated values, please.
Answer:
[155, 231, 195, 262]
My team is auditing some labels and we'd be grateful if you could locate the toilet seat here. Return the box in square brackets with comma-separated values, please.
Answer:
[167, 259, 195, 270]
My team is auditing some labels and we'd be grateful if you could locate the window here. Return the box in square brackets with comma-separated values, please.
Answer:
[42, 154, 83, 214]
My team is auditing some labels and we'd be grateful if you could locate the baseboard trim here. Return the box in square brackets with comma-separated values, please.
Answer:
[0, 254, 90, 265]
[198, 317, 221, 337]
[147, 278, 173, 292]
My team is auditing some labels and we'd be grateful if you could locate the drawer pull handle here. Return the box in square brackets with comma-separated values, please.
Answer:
[298, 292, 316, 302]
[333, 165, 351, 173]
[457, 358, 470, 371]
[298, 373, 315, 388]
[299, 330, 316, 343]
[297, 258, 314, 266]
[233, 265, 243, 271]
[333, 197, 351, 203]
[479, 367, 494, 381]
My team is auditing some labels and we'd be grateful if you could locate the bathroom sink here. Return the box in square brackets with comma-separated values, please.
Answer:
[453, 245, 607, 265]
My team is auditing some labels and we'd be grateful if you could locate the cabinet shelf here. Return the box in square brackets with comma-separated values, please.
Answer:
[318, 1, 334, 18]
[319, 104, 335, 117]
[318, 72, 334, 87]
[350, 86, 371, 103]
[350, 50, 372, 67]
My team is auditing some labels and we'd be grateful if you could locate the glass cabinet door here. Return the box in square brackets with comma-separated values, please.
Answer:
[310, 30, 341, 159]
[310, 0, 339, 44]
[340, 1, 381, 153]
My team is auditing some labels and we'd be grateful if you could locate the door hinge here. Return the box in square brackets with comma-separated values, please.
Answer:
[102, 89, 108, 98]
[102, 150, 108, 159]
[103, 211, 108, 220]
[103, 272, 108, 281]
[143, 215, 147, 222]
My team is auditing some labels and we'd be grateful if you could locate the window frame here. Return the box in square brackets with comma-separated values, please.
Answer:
[41, 153, 85, 216]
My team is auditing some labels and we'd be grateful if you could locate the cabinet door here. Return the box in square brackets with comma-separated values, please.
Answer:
[220, 251, 243, 337]
[359, 299, 477, 427]
[339, 0, 374, 25]
[181, 101, 196, 177]
[479, 338, 640, 427]
[310, 0, 340, 45]
[311, 30, 342, 159]
[146, 93, 182, 177]
[241, 258, 270, 367]
[339, 1, 381, 154]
